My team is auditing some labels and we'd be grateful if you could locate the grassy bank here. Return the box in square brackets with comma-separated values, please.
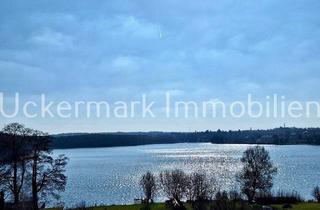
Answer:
[271, 203, 319, 210]
[49, 202, 319, 210]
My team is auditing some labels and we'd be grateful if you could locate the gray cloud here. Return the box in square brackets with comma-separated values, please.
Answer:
[0, 0, 320, 131]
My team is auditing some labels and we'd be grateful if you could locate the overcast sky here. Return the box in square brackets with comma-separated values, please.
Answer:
[0, 0, 320, 133]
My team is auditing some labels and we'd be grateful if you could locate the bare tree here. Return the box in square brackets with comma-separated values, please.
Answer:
[0, 164, 9, 190]
[27, 129, 50, 210]
[207, 177, 219, 201]
[186, 172, 211, 201]
[0, 162, 8, 210]
[186, 177, 193, 202]
[236, 146, 277, 203]
[140, 171, 156, 203]
[0, 163, 9, 210]
[159, 170, 187, 202]
[28, 130, 68, 210]
[312, 186, 320, 203]
[0, 123, 68, 210]
[38, 155, 68, 206]
[0, 123, 32, 205]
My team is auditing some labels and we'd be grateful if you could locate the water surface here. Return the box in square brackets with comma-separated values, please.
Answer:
[53, 143, 320, 207]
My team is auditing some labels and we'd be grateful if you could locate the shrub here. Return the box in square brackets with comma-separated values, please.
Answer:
[165, 198, 187, 210]
[255, 191, 302, 205]
[282, 203, 293, 209]
[214, 190, 237, 210]
[312, 186, 320, 202]
[74, 201, 87, 210]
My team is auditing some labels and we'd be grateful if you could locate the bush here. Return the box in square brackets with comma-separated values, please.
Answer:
[229, 190, 242, 202]
[255, 191, 302, 205]
[165, 198, 187, 210]
[74, 201, 87, 210]
[282, 203, 293, 209]
[214, 191, 238, 210]
[312, 186, 320, 202]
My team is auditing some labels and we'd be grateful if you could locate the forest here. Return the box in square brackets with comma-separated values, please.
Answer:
[48, 127, 320, 149]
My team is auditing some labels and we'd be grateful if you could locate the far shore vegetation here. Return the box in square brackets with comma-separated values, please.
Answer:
[51, 127, 320, 149]
[0, 123, 319, 210]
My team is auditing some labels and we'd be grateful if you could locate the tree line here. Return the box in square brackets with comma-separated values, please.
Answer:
[50, 127, 320, 150]
[0, 123, 68, 210]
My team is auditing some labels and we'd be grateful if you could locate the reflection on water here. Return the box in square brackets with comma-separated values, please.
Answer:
[53, 143, 320, 207]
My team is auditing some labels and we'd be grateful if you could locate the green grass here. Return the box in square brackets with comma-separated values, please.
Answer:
[48, 202, 319, 210]
[272, 202, 319, 210]
[48, 203, 192, 210]
[47, 203, 166, 210]
[89, 203, 168, 210]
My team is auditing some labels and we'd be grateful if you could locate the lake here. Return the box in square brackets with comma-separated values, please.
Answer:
[53, 143, 320, 207]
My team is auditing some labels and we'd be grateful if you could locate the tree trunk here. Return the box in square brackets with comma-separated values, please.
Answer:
[248, 191, 255, 204]
[248, 196, 253, 204]
[13, 162, 19, 205]
[12, 137, 19, 205]
[32, 158, 39, 210]
[0, 191, 4, 210]
[32, 193, 38, 210]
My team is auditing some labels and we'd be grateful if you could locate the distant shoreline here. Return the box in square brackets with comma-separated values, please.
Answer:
[51, 127, 320, 149]
[52, 142, 320, 151]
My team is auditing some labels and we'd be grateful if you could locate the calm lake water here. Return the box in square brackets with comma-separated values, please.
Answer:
[53, 143, 320, 207]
